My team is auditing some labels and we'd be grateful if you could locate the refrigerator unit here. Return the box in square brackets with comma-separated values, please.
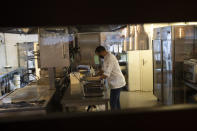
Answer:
[77, 33, 100, 66]
[39, 28, 70, 68]
[153, 25, 196, 105]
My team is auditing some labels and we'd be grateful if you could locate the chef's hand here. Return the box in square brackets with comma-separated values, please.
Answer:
[95, 70, 104, 76]
[99, 74, 107, 80]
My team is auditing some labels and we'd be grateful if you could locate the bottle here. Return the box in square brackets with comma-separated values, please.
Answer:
[90, 66, 95, 76]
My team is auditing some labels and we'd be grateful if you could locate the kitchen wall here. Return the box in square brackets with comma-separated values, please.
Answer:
[0, 33, 6, 68]
[2, 34, 38, 67]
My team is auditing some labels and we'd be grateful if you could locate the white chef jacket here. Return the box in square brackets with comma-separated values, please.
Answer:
[102, 52, 126, 89]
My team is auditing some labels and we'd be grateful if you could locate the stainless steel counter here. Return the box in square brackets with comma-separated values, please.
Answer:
[0, 78, 55, 118]
[61, 81, 110, 112]
[184, 81, 197, 104]
[184, 81, 197, 91]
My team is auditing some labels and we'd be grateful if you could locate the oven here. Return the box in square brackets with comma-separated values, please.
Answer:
[184, 59, 197, 83]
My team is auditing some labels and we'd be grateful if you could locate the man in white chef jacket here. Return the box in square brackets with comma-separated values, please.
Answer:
[95, 46, 126, 110]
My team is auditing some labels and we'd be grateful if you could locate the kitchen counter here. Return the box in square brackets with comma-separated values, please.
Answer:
[61, 76, 110, 112]
[0, 78, 56, 118]
[184, 81, 197, 104]
[184, 81, 197, 91]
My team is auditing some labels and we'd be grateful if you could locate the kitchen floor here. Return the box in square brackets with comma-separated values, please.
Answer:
[65, 91, 160, 112]
[120, 91, 160, 109]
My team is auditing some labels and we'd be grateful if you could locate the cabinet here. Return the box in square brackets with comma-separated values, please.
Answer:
[128, 50, 153, 91]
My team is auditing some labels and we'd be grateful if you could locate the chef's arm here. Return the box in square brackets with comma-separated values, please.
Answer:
[100, 59, 113, 79]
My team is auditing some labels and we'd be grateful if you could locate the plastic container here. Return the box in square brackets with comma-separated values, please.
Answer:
[13, 74, 21, 88]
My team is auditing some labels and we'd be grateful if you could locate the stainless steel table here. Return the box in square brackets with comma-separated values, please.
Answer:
[61, 83, 109, 112]
[0, 79, 55, 118]
[184, 81, 197, 103]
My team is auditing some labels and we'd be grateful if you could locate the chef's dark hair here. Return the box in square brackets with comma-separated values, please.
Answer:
[95, 46, 106, 53]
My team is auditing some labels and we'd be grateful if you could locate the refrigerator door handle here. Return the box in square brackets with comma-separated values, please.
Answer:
[62, 43, 65, 59]
[143, 59, 145, 66]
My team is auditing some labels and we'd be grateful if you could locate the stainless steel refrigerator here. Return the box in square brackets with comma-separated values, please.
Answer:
[153, 25, 196, 105]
